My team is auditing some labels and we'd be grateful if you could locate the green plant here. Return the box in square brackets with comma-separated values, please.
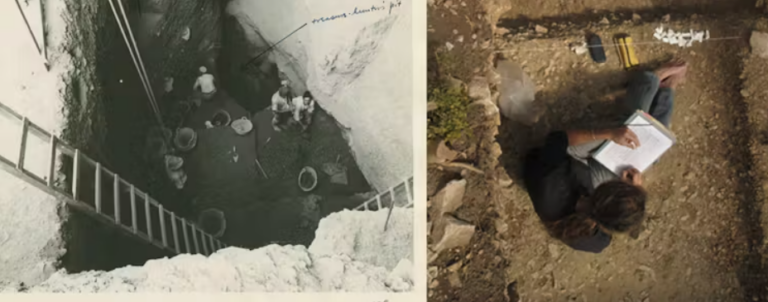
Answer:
[427, 84, 470, 142]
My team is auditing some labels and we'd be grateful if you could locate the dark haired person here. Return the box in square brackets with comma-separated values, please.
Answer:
[523, 60, 687, 253]
[292, 91, 316, 132]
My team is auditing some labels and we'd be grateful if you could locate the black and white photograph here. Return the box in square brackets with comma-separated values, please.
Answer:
[0, 0, 415, 294]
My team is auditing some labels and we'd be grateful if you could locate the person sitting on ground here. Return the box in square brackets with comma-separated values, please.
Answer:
[522, 59, 687, 253]
[271, 80, 295, 132]
[292, 91, 316, 132]
[193, 66, 217, 101]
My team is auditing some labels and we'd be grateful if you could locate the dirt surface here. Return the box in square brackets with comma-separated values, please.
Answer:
[495, 15, 768, 301]
[496, 0, 755, 21]
[428, 0, 494, 83]
[428, 0, 768, 301]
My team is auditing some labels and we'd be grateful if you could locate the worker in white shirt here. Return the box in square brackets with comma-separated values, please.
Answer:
[292, 91, 315, 132]
[271, 80, 295, 132]
[193, 66, 217, 101]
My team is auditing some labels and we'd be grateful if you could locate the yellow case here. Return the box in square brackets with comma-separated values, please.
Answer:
[614, 35, 639, 69]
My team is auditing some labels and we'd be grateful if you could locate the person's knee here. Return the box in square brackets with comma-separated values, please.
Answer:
[628, 70, 660, 90]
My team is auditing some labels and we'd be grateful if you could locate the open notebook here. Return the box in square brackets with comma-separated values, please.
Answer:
[592, 110, 677, 175]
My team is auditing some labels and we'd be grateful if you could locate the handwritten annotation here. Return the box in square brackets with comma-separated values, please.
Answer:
[312, 0, 402, 24]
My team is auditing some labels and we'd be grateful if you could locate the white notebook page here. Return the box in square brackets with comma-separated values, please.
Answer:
[593, 115, 674, 175]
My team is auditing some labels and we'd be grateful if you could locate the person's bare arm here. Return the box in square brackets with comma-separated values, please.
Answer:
[193, 79, 200, 91]
[566, 127, 640, 149]
[271, 94, 279, 112]
[307, 100, 315, 113]
[566, 129, 613, 146]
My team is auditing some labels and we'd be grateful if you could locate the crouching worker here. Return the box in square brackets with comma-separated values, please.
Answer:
[193, 66, 217, 102]
[293, 91, 316, 132]
[522, 128, 647, 253]
[271, 80, 295, 132]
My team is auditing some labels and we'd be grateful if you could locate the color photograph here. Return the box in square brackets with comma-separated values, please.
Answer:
[427, 0, 768, 301]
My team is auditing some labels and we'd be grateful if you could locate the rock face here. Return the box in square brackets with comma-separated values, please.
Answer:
[134, 0, 223, 86]
[750, 31, 768, 59]
[433, 216, 476, 253]
[227, 0, 412, 191]
[468, 76, 491, 100]
[496, 60, 541, 125]
[8, 209, 414, 293]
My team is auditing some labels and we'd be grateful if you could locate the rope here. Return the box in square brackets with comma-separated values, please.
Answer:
[115, 0, 161, 119]
[107, 0, 168, 143]
[514, 36, 742, 52]
[241, 22, 308, 71]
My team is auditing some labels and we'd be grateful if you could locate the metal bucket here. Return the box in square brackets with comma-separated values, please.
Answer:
[198, 209, 226, 238]
[298, 166, 318, 192]
[174, 127, 197, 152]
[211, 109, 231, 127]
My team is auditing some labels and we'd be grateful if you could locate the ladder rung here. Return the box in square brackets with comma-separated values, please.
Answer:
[404, 178, 413, 204]
[47, 135, 56, 187]
[72, 150, 80, 200]
[114, 174, 121, 223]
[130, 185, 137, 233]
[17, 117, 28, 170]
[94, 162, 102, 213]
[159, 204, 167, 248]
[191, 224, 200, 254]
[200, 228, 209, 256]
[182, 218, 191, 254]
[145, 194, 153, 241]
[389, 187, 396, 207]
[171, 213, 180, 254]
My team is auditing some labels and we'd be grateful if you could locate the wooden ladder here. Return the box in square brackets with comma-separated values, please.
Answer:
[354, 176, 414, 211]
[0, 101, 227, 256]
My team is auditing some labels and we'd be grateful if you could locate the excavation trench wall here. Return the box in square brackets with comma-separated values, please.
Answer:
[226, 0, 414, 192]
[45, 0, 413, 278]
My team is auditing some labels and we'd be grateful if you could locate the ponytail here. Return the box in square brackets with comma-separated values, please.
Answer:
[546, 180, 646, 244]
[545, 213, 599, 245]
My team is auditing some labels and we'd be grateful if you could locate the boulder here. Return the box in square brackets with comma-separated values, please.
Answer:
[428, 139, 460, 164]
[468, 76, 491, 100]
[469, 97, 500, 118]
[446, 76, 464, 90]
[750, 31, 768, 59]
[433, 215, 476, 253]
[448, 272, 463, 287]
[433, 179, 467, 215]
[496, 60, 542, 125]
[436, 140, 459, 162]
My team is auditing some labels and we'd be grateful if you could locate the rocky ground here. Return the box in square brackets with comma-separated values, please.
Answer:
[428, 1, 768, 301]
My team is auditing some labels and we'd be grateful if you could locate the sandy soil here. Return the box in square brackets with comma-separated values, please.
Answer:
[428, 1, 768, 301]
